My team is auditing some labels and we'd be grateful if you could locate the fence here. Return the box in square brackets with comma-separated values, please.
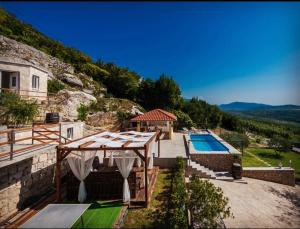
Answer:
[0, 123, 69, 160]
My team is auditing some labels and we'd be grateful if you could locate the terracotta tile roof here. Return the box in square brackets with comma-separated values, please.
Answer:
[130, 109, 177, 121]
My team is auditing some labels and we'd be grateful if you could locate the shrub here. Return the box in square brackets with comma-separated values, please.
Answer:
[77, 103, 88, 121]
[167, 157, 188, 229]
[220, 132, 250, 149]
[47, 79, 65, 94]
[189, 175, 232, 228]
[0, 92, 38, 126]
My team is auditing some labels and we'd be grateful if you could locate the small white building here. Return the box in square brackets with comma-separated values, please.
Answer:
[0, 57, 49, 101]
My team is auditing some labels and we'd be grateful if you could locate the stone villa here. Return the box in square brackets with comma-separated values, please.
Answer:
[0, 56, 49, 101]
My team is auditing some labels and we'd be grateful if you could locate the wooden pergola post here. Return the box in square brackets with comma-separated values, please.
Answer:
[144, 144, 149, 207]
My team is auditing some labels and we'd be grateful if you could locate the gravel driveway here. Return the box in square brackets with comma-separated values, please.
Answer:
[211, 178, 300, 228]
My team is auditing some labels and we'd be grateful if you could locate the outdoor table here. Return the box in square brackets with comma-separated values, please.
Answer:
[20, 204, 91, 228]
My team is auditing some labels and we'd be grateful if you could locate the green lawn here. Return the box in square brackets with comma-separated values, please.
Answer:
[71, 201, 123, 229]
[242, 149, 269, 167]
[122, 169, 172, 228]
[243, 147, 300, 180]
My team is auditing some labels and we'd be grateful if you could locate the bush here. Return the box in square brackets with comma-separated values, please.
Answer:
[77, 103, 88, 121]
[47, 79, 65, 94]
[0, 92, 38, 126]
[167, 157, 188, 229]
[189, 175, 232, 228]
[173, 110, 195, 130]
[220, 132, 250, 149]
[116, 110, 131, 122]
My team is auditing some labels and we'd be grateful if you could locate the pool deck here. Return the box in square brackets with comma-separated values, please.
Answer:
[159, 133, 187, 158]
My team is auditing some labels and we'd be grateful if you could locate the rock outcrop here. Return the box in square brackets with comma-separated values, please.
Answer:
[44, 89, 96, 121]
[86, 111, 120, 130]
[60, 73, 84, 88]
[0, 35, 74, 75]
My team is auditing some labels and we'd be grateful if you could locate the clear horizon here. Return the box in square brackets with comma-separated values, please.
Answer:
[1, 2, 300, 105]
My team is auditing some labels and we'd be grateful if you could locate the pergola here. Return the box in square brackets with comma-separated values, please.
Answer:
[130, 109, 177, 140]
[55, 130, 160, 207]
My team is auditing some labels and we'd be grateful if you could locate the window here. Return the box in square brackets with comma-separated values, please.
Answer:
[11, 76, 17, 87]
[67, 127, 74, 139]
[32, 75, 40, 89]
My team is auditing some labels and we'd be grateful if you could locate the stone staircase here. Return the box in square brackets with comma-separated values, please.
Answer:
[186, 160, 216, 179]
[186, 160, 234, 182]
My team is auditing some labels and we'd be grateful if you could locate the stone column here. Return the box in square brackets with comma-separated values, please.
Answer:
[137, 122, 141, 132]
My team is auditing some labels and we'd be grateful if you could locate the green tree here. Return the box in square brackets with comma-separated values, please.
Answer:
[183, 97, 222, 129]
[173, 110, 195, 130]
[0, 92, 38, 126]
[189, 175, 232, 228]
[154, 74, 183, 110]
[268, 135, 291, 153]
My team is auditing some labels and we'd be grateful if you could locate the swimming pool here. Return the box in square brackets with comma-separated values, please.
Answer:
[189, 134, 229, 152]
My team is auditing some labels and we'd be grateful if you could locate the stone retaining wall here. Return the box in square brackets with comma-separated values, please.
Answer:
[0, 147, 69, 223]
[190, 154, 241, 172]
[242, 167, 295, 186]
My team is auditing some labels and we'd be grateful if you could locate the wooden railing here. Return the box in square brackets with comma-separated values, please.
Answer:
[0, 123, 69, 160]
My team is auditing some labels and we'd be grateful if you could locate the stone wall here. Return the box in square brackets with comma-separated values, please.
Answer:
[0, 147, 69, 223]
[242, 167, 295, 186]
[190, 154, 241, 172]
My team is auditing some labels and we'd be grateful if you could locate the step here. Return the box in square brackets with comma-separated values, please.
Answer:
[215, 172, 234, 182]
[187, 160, 216, 179]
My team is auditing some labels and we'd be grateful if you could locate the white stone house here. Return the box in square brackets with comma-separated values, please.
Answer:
[0, 57, 49, 101]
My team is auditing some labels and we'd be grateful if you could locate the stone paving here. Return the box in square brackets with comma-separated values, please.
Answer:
[211, 178, 300, 228]
[159, 132, 187, 158]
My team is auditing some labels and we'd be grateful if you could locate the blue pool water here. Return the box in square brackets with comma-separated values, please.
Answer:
[190, 134, 228, 152]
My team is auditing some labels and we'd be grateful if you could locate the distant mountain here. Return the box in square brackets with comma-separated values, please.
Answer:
[219, 102, 272, 111]
[219, 102, 300, 111]
[219, 102, 300, 124]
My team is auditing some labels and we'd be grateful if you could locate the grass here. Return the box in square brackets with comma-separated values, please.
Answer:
[243, 147, 300, 180]
[242, 149, 269, 167]
[71, 200, 123, 229]
[122, 169, 172, 228]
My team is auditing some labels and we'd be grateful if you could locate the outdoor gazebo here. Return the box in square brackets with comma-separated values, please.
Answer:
[130, 109, 177, 140]
[55, 130, 160, 207]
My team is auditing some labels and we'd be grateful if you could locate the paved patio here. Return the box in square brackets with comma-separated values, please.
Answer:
[211, 178, 300, 228]
[160, 132, 187, 158]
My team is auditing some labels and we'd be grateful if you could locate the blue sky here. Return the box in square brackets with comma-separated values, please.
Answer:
[1, 2, 300, 105]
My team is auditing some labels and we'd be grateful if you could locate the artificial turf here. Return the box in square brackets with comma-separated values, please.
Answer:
[71, 201, 123, 229]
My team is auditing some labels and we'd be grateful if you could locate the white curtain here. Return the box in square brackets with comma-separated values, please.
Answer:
[67, 151, 96, 203]
[115, 153, 135, 202]
[108, 151, 114, 167]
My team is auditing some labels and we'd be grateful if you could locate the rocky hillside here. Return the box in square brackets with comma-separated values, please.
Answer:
[0, 35, 143, 128]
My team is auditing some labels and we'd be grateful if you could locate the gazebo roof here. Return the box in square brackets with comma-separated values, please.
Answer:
[130, 109, 177, 122]
[60, 130, 157, 150]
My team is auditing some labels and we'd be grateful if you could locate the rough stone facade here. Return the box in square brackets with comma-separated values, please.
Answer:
[242, 167, 295, 186]
[190, 154, 241, 172]
[0, 147, 69, 223]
